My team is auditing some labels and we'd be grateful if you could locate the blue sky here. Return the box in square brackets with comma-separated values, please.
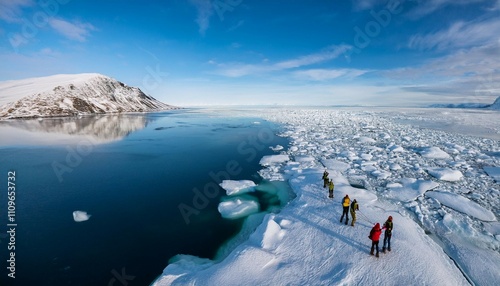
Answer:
[1, 0, 499, 106]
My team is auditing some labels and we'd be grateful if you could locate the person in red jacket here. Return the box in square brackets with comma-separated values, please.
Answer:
[369, 223, 382, 257]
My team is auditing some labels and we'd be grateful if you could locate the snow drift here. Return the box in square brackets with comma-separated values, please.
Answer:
[0, 73, 177, 119]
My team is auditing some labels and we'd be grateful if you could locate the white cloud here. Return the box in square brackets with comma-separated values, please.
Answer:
[388, 41, 500, 101]
[213, 45, 352, 77]
[293, 69, 369, 81]
[48, 18, 96, 42]
[409, 18, 500, 50]
[189, 0, 213, 36]
[409, 0, 485, 18]
[0, 0, 33, 23]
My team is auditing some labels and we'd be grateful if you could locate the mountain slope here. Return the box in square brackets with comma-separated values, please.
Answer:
[0, 73, 177, 119]
[489, 96, 500, 110]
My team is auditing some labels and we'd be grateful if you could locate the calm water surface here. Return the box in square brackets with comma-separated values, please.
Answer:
[0, 109, 288, 286]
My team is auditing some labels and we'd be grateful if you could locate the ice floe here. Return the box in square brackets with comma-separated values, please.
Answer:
[426, 167, 463, 182]
[72, 211, 91, 222]
[426, 191, 496, 221]
[217, 197, 260, 219]
[219, 180, 256, 196]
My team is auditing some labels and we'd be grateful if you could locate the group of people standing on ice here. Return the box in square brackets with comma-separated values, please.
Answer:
[322, 170, 393, 258]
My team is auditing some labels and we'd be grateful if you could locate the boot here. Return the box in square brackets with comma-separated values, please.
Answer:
[370, 250, 374, 255]
[351, 222, 354, 227]
[382, 247, 386, 253]
[388, 247, 391, 252]
[376, 252, 379, 258]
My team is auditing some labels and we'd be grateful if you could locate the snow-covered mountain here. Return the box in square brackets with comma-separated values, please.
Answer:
[0, 73, 177, 119]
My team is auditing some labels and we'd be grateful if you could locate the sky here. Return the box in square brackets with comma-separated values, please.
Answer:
[0, 0, 499, 106]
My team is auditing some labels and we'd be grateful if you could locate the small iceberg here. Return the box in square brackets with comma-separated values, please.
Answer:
[218, 197, 259, 219]
[219, 180, 256, 196]
[73, 211, 91, 222]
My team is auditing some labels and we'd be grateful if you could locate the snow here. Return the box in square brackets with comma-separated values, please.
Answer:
[259, 154, 290, 166]
[385, 178, 439, 202]
[418, 146, 451, 159]
[72, 211, 91, 222]
[217, 197, 260, 219]
[427, 167, 463, 182]
[0, 73, 176, 119]
[153, 107, 500, 286]
[426, 191, 496, 221]
[484, 166, 500, 183]
[219, 180, 256, 196]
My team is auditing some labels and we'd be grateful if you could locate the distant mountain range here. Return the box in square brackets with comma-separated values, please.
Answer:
[0, 73, 178, 119]
[429, 96, 500, 110]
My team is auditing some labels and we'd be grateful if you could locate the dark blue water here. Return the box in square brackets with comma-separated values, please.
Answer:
[0, 109, 288, 286]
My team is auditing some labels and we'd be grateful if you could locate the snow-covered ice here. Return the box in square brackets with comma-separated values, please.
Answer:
[217, 197, 260, 219]
[418, 146, 451, 159]
[426, 191, 496, 221]
[385, 178, 439, 202]
[72, 211, 91, 222]
[219, 180, 256, 196]
[427, 167, 463, 182]
[153, 107, 500, 286]
[484, 166, 500, 183]
[259, 154, 290, 166]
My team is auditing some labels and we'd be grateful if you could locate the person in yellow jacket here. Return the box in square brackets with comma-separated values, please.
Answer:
[328, 179, 334, 199]
[340, 194, 350, 225]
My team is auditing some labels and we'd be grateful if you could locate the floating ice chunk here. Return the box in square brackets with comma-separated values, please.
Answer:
[426, 191, 496, 222]
[259, 155, 289, 166]
[270, 145, 284, 151]
[372, 170, 391, 180]
[218, 197, 259, 219]
[358, 136, 376, 144]
[418, 147, 450, 159]
[220, 180, 256, 196]
[385, 178, 439, 202]
[484, 167, 500, 183]
[390, 163, 402, 170]
[321, 159, 349, 172]
[72, 211, 91, 222]
[484, 222, 500, 235]
[426, 168, 463, 182]
[361, 153, 373, 160]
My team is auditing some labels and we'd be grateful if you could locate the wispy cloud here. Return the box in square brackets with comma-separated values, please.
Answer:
[48, 18, 96, 42]
[388, 41, 500, 101]
[351, 0, 384, 11]
[0, 0, 33, 23]
[293, 69, 369, 81]
[213, 45, 352, 77]
[409, 0, 486, 18]
[408, 18, 500, 50]
[189, 0, 213, 35]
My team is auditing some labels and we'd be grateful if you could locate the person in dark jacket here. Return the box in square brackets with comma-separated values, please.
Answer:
[369, 223, 382, 257]
[382, 216, 393, 253]
[340, 195, 350, 225]
[322, 170, 329, 188]
[350, 199, 359, 226]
